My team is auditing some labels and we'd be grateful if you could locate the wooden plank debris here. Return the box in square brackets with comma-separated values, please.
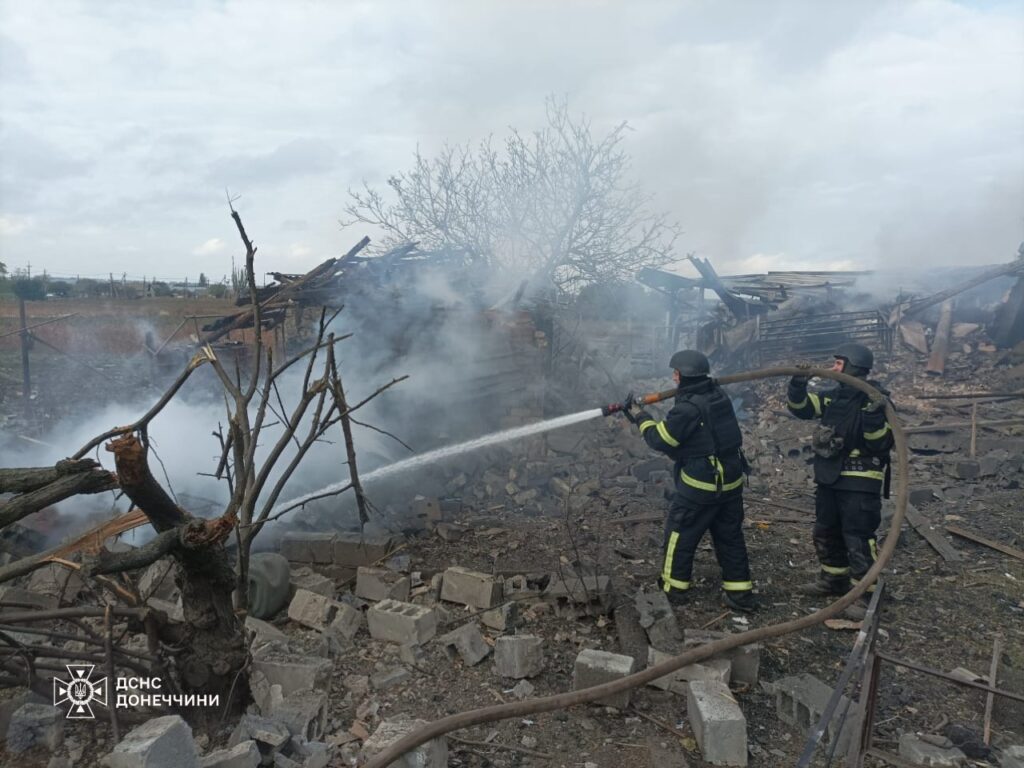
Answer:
[903, 505, 962, 562]
[945, 525, 1024, 562]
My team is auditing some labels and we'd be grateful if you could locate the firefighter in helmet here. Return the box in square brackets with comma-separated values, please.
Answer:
[787, 342, 893, 620]
[625, 350, 756, 612]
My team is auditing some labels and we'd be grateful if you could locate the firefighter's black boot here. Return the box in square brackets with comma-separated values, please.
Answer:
[795, 575, 849, 596]
[665, 589, 690, 607]
[722, 589, 758, 613]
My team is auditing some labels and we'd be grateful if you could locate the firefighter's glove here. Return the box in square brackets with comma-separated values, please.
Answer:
[633, 409, 653, 427]
[863, 397, 885, 414]
[790, 363, 813, 387]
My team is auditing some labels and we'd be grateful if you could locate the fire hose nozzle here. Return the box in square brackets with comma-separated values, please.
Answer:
[601, 402, 624, 417]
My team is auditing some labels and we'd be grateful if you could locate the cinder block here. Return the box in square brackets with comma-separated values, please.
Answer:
[104, 715, 198, 768]
[280, 532, 336, 564]
[544, 574, 613, 612]
[494, 635, 545, 679]
[684, 629, 761, 685]
[355, 567, 411, 602]
[774, 673, 859, 756]
[328, 602, 363, 642]
[647, 647, 732, 694]
[287, 589, 334, 631]
[688, 680, 747, 766]
[367, 599, 437, 645]
[440, 566, 503, 609]
[270, 689, 328, 742]
[898, 733, 967, 766]
[361, 716, 447, 768]
[573, 648, 636, 709]
[332, 532, 398, 567]
[438, 622, 491, 666]
[249, 648, 333, 714]
[289, 567, 334, 599]
[200, 740, 260, 768]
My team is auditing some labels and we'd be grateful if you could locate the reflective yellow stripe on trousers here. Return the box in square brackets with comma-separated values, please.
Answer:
[661, 532, 690, 591]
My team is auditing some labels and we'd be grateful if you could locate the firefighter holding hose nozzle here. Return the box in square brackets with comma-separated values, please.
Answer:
[787, 343, 893, 621]
[621, 350, 757, 613]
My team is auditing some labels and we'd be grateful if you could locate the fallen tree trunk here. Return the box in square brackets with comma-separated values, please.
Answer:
[106, 434, 247, 721]
[0, 458, 105, 493]
[0, 463, 118, 529]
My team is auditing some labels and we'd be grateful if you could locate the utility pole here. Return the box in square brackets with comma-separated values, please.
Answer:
[19, 295, 31, 408]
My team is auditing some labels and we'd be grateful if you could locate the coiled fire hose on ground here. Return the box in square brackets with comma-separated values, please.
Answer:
[365, 366, 908, 767]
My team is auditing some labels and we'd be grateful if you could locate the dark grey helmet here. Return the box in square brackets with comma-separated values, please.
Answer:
[834, 342, 873, 371]
[669, 349, 710, 377]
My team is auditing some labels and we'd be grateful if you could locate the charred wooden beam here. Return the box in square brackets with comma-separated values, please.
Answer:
[925, 299, 954, 376]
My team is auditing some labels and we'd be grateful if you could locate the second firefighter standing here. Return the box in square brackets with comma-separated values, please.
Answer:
[626, 350, 756, 613]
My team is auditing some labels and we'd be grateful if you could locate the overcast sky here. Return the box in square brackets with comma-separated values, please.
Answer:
[1, 0, 1022, 282]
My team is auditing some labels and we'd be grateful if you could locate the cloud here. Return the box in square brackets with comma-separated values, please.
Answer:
[193, 237, 225, 256]
[0, 214, 32, 236]
[207, 138, 341, 188]
[0, 0, 1020, 277]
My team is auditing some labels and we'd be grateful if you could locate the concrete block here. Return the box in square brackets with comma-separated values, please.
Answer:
[280, 532, 336, 564]
[688, 680, 747, 766]
[200, 740, 261, 768]
[229, 715, 290, 764]
[137, 558, 181, 602]
[289, 567, 334, 599]
[684, 629, 761, 685]
[573, 648, 636, 709]
[441, 566, 503, 609]
[28, 561, 85, 602]
[245, 617, 288, 649]
[647, 647, 732, 694]
[271, 689, 328, 741]
[495, 635, 545, 679]
[328, 602, 363, 642]
[148, 597, 185, 623]
[287, 589, 335, 631]
[438, 622, 491, 666]
[6, 703, 64, 754]
[367, 599, 437, 645]
[362, 716, 447, 768]
[332, 532, 398, 567]
[636, 588, 681, 651]
[774, 673, 859, 756]
[544, 574, 613, 612]
[899, 733, 967, 766]
[288, 737, 329, 768]
[103, 715, 198, 768]
[250, 648, 333, 714]
[481, 602, 518, 632]
[355, 567, 411, 602]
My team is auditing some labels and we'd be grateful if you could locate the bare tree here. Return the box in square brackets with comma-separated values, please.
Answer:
[344, 97, 680, 294]
[0, 206, 404, 721]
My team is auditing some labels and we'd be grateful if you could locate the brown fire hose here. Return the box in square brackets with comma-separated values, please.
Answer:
[365, 366, 907, 767]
